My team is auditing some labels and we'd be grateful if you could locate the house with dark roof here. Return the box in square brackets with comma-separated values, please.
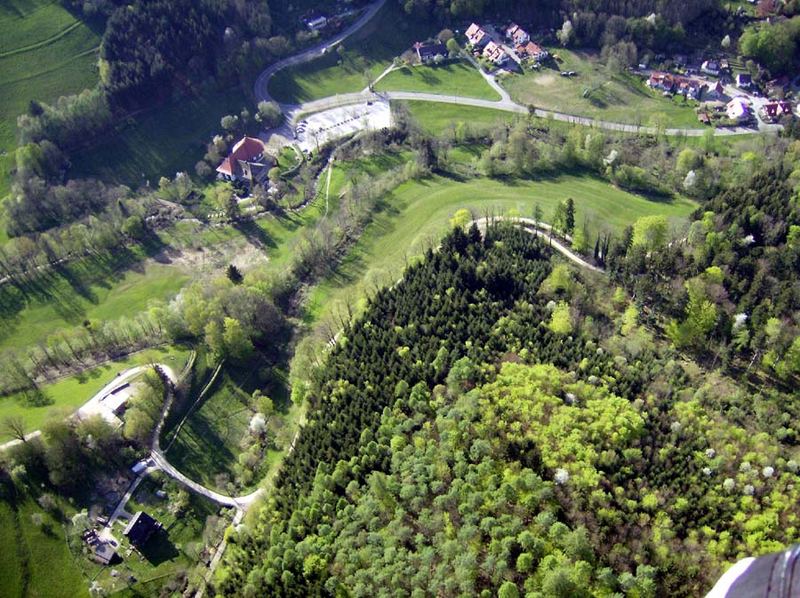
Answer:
[413, 41, 447, 64]
[216, 136, 274, 183]
[759, 100, 794, 122]
[123, 511, 162, 548]
[704, 80, 726, 101]
[736, 73, 753, 89]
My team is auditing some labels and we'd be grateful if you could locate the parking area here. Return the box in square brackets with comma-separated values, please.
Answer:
[295, 100, 392, 152]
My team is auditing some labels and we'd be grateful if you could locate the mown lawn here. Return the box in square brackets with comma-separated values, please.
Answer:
[396, 100, 514, 136]
[70, 87, 249, 188]
[0, 498, 89, 598]
[376, 61, 500, 100]
[503, 49, 700, 128]
[305, 172, 697, 323]
[268, 1, 437, 103]
[0, 261, 189, 351]
[0, 345, 191, 442]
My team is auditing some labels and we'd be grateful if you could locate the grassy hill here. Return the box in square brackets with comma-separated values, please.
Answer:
[306, 170, 697, 323]
[0, 0, 102, 200]
[375, 61, 501, 101]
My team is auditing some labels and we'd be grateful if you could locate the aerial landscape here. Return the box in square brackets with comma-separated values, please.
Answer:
[0, 0, 799, 596]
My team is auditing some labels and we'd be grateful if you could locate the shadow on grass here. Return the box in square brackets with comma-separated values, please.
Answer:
[233, 219, 276, 249]
[138, 529, 179, 566]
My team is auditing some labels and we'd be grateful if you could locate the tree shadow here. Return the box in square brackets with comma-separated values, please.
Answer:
[233, 219, 276, 249]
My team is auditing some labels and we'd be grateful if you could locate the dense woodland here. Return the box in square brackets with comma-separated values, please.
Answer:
[217, 225, 800, 596]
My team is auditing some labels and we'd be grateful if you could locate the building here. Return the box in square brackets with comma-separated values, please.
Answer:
[516, 41, 548, 62]
[505, 23, 530, 46]
[304, 15, 327, 31]
[482, 40, 507, 65]
[647, 71, 675, 92]
[465, 23, 490, 48]
[736, 73, 753, 89]
[726, 97, 751, 123]
[704, 80, 726, 101]
[701, 60, 721, 76]
[123, 511, 162, 548]
[675, 77, 702, 100]
[216, 136, 274, 183]
[760, 101, 793, 122]
[413, 41, 447, 64]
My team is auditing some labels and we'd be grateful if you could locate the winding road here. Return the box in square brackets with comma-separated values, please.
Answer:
[253, 0, 773, 138]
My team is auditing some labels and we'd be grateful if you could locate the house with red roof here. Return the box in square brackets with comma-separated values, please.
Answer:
[647, 71, 675, 92]
[482, 40, 508, 65]
[216, 136, 274, 183]
[465, 23, 490, 48]
[516, 41, 548, 62]
[759, 100, 794, 122]
[506, 23, 530, 46]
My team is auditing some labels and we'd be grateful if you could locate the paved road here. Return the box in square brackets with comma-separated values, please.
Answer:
[252, 0, 771, 138]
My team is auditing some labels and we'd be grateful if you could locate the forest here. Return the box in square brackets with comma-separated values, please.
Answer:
[216, 224, 800, 596]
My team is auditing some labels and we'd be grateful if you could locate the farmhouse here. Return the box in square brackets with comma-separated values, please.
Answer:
[413, 41, 447, 64]
[759, 101, 793, 122]
[647, 71, 675, 92]
[123, 511, 162, 548]
[482, 41, 508, 65]
[465, 23, 490, 48]
[726, 98, 752, 123]
[736, 73, 753, 89]
[216, 136, 274, 183]
[516, 41, 548, 62]
[675, 77, 702, 100]
[505, 23, 530, 46]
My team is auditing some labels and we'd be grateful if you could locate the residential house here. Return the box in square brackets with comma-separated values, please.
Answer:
[216, 136, 275, 184]
[506, 23, 530, 46]
[736, 73, 753, 89]
[516, 41, 548, 62]
[704, 80, 726, 101]
[304, 15, 327, 31]
[123, 511, 162, 548]
[413, 41, 447, 64]
[482, 41, 507, 65]
[701, 60, 720, 76]
[465, 23, 490, 48]
[760, 100, 794, 122]
[675, 76, 702, 100]
[726, 97, 752, 123]
[647, 71, 675, 93]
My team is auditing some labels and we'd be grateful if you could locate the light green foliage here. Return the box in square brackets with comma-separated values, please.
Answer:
[222, 317, 254, 362]
[449, 208, 472, 229]
[667, 282, 718, 349]
[631, 215, 669, 251]
[740, 18, 800, 74]
[572, 226, 588, 253]
[539, 264, 574, 296]
[548, 302, 573, 335]
[621, 304, 639, 336]
[676, 148, 701, 174]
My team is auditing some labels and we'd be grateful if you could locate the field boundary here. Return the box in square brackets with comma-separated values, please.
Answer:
[0, 20, 82, 59]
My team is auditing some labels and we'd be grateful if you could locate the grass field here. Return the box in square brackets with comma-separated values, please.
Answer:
[0, 345, 191, 442]
[0, 0, 101, 197]
[268, 1, 437, 103]
[0, 498, 88, 598]
[376, 61, 501, 100]
[504, 49, 700, 127]
[397, 100, 514, 136]
[0, 260, 189, 352]
[70, 87, 249, 188]
[305, 172, 697, 322]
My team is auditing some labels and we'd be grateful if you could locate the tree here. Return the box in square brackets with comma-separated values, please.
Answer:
[498, 581, 520, 598]
[549, 302, 573, 335]
[3, 416, 28, 443]
[533, 202, 543, 227]
[449, 208, 471, 229]
[558, 20, 575, 46]
[227, 264, 244, 284]
[631, 215, 668, 251]
[446, 38, 460, 57]
[257, 101, 283, 128]
[221, 114, 240, 132]
[222, 317, 254, 362]
[564, 198, 575, 234]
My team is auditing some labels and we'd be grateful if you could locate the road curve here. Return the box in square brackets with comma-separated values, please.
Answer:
[252, 0, 770, 138]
